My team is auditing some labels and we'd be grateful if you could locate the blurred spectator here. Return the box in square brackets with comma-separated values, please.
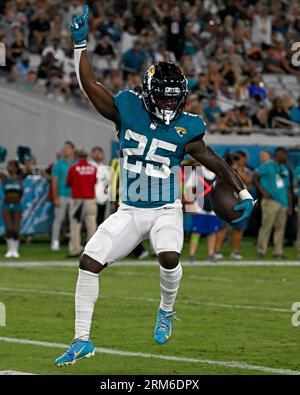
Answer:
[38, 52, 57, 80]
[207, 62, 221, 94]
[218, 108, 239, 133]
[50, 11, 65, 40]
[96, 11, 121, 44]
[252, 104, 269, 129]
[162, 7, 185, 61]
[291, 97, 300, 124]
[105, 70, 123, 95]
[67, 147, 97, 257]
[218, 79, 234, 101]
[254, 147, 292, 259]
[10, 27, 26, 61]
[193, 73, 213, 100]
[42, 37, 66, 69]
[126, 72, 142, 91]
[90, 146, 110, 226]
[0, 24, 6, 42]
[234, 76, 250, 102]
[0, 160, 24, 258]
[281, 93, 294, 118]
[45, 68, 71, 103]
[120, 23, 138, 54]
[249, 74, 268, 101]
[294, 164, 300, 258]
[259, 150, 272, 164]
[224, 14, 234, 37]
[3, 1, 17, 22]
[21, 69, 46, 95]
[121, 39, 147, 78]
[204, 95, 222, 124]
[185, 94, 203, 116]
[29, 9, 51, 53]
[268, 97, 291, 128]
[134, 2, 153, 34]
[251, 5, 272, 46]
[183, 22, 201, 58]
[94, 34, 115, 58]
[7, 62, 21, 83]
[226, 42, 245, 78]
[237, 149, 254, 173]
[51, 141, 76, 251]
[236, 105, 253, 134]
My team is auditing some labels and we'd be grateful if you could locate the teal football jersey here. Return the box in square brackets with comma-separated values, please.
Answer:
[114, 89, 206, 208]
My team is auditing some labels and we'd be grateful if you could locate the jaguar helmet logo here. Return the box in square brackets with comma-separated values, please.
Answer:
[148, 65, 156, 77]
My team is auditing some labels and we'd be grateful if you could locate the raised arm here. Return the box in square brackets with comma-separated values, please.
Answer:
[185, 138, 254, 223]
[71, 5, 120, 128]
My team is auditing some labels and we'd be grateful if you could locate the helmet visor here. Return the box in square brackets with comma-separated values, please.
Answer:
[152, 86, 182, 112]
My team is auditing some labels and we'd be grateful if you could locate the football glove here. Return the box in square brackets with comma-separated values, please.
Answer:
[231, 189, 254, 224]
[70, 4, 89, 45]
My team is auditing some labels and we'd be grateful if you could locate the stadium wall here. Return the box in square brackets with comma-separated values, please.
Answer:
[0, 82, 115, 165]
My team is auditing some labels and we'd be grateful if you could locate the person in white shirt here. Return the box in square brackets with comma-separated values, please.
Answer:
[90, 146, 110, 226]
[251, 6, 272, 46]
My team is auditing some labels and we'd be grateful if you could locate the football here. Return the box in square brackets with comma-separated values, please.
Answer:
[210, 179, 242, 223]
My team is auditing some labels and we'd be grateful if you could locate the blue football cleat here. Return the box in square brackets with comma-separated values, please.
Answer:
[154, 308, 178, 345]
[54, 339, 95, 366]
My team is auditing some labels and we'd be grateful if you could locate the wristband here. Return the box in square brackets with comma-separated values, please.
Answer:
[74, 40, 87, 48]
[239, 189, 253, 201]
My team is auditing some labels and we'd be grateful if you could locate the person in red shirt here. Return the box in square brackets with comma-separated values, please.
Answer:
[67, 147, 97, 257]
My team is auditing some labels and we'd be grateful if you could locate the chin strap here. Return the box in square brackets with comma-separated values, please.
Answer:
[155, 107, 175, 125]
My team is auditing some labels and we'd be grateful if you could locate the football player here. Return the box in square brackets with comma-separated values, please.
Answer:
[55, 5, 254, 366]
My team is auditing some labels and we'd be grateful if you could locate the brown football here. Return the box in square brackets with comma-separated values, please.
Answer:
[210, 179, 242, 223]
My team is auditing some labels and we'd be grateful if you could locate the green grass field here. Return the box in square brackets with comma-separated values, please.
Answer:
[0, 236, 298, 262]
[0, 239, 300, 375]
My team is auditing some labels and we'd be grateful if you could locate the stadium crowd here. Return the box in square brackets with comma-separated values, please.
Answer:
[1, 0, 300, 133]
[0, 142, 299, 261]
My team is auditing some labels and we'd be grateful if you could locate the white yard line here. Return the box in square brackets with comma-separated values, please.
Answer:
[112, 271, 233, 283]
[114, 271, 276, 285]
[0, 261, 78, 268]
[1, 260, 300, 268]
[0, 370, 35, 375]
[114, 294, 291, 313]
[0, 336, 298, 375]
[0, 287, 74, 297]
[0, 287, 291, 313]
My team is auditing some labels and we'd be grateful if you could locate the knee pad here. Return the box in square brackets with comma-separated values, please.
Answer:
[158, 251, 180, 269]
[79, 254, 104, 274]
